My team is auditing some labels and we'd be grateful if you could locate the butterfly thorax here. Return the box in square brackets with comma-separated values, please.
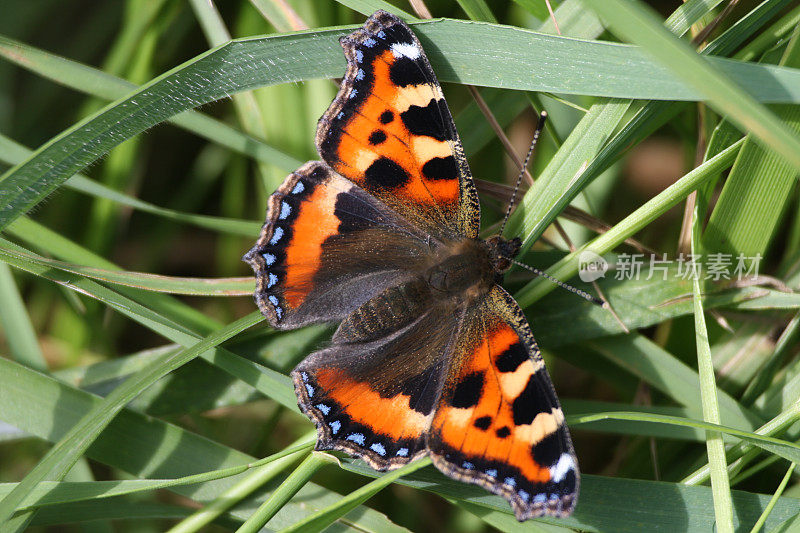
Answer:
[426, 235, 521, 302]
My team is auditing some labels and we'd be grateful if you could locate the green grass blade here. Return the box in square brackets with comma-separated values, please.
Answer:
[0, 262, 46, 370]
[583, 0, 800, 173]
[282, 458, 432, 533]
[570, 411, 800, 463]
[0, 35, 303, 173]
[0, 358, 399, 530]
[3, 18, 800, 230]
[0, 312, 263, 524]
[750, 462, 796, 533]
[167, 434, 315, 533]
[456, 0, 498, 23]
[690, 184, 734, 532]
[0, 244, 252, 295]
[704, 25, 800, 256]
[514, 139, 743, 307]
[237, 453, 330, 532]
[3, 440, 314, 511]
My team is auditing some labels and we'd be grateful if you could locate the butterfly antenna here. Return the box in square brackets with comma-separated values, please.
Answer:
[498, 111, 548, 237]
[510, 258, 608, 308]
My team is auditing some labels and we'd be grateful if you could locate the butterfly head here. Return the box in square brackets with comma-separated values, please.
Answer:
[485, 235, 522, 277]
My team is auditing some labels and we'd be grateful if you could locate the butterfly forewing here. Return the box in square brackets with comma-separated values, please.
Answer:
[316, 11, 480, 239]
[243, 161, 430, 329]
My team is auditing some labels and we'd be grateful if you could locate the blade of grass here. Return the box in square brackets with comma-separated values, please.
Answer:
[0, 357, 403, 531]
[3, 439, 314, 511]
[281, 458, 432, 533]
[689, 177, 734, 532]
[703, 24, 800, 257]
[0, 311, 264, 524]
[0, 262, 46, 370]
[583, 0, 800, 173]
[569, 411, 800, 463]
[514, 139, 743, 307]
[236, 452, 333, 532]
[2, 18, 800, 230]
[167, 434, 315, 533]
[750, 462, 796, 533]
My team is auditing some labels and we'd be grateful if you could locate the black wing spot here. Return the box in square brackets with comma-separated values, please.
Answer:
[400, 99, 452, 141]
[449, 371, 484, 408]
[421, 156, 458, 181]
[399, 361, 443, 416]
[389, 56, 428, 87]
[368, 130, 387, 145]
[495, 342, 527, 373]
[532, 428, 564, 466]
[379, 110, 394, 124]
[474, 416, 492, 430]
[495, 426, 511, 438]
[511, 373, 551, 425]
[364, 157, 410, 189]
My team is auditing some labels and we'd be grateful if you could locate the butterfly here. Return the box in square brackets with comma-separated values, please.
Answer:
[243, 10, 578, 520]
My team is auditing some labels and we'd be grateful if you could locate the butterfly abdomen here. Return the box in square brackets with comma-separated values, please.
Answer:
[335, 278, 431, 342]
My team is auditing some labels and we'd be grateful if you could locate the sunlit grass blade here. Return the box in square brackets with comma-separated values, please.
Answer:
[0, 243, 252, 295]
[583, 0, 800, 172]
[3, 18, 800, 230]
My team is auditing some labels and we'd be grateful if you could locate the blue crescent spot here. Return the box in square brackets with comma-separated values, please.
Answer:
[355, 68, 365, 81]
[349, 88, 358, 99]
[363, 38, 376, 47]
[504, 477, 516, 488]
[275, 306, 283, 319]
[268, 295, 279, 306]
[279, 201, 291, 220]
[337, 111, 345, 119]
[533, 493, 547, 504]
[355, 50, 363, 63]
[305, 383, 315, 397]
[345, 433, 365, 445]
[377, 30, 385, 39]
[329, 420, 341, 434]
[396, 447, 408, 457]
[269, 227, 284, 245]
[485, 469, 497, 478]
[370, 442, 386, 456]
[462, 461, 474, 470]
[316, 403, 331, 415]
[291, 181, 305, 194]
[267, 273, 278, 288]
[262, 253, 276, 266]
[301, 372, 309, 382]
[518, 490, 530, 503]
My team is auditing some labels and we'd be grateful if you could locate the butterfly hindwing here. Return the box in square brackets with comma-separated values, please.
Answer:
[243, 161, 430, 329]
[428, 285, 579, 520]
[293, 303, 458, 469]
[317, 11, 480, 240]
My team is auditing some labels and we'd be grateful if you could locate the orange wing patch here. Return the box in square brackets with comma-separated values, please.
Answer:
[282, 181, 341, 309]
[293, 365, 432, 470]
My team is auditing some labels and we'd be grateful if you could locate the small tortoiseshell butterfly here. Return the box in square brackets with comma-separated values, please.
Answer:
[244, 11, 578, 520]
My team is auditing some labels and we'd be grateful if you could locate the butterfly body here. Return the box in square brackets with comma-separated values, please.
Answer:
[245, 11, 578, 520]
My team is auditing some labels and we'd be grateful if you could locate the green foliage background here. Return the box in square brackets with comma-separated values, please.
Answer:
[1, 0, 800, 531]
